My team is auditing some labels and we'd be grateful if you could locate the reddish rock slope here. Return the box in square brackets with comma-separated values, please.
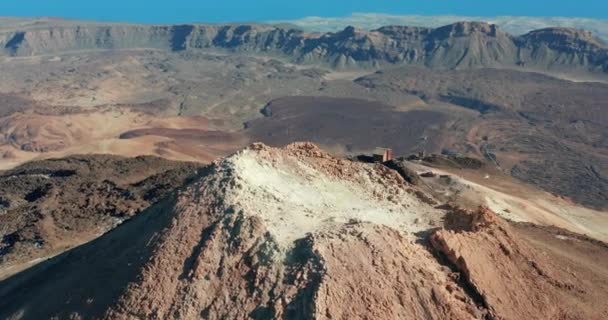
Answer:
[0, 143, 606, 320]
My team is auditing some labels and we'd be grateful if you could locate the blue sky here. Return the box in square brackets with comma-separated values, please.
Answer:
[1, 0, 608, 23]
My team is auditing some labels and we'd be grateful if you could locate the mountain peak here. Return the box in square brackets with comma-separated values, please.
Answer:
[432, 21, 504, 38]
[520, 27, 606, 49]
[215, 142, 443, 247]
[333, 25, 364, 37]
[2, 143, 606, 319]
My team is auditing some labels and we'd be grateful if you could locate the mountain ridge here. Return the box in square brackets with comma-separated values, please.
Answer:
[1, 20, 607, 73]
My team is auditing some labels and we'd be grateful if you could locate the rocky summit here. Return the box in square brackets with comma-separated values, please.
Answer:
[1, 143, 606, 320]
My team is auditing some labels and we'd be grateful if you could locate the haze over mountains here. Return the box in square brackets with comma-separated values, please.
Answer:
[276, 13, 608, 41]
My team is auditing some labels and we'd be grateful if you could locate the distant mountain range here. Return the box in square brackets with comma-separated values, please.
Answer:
[1, 19, 607, 74]
[274, 13, 608, 41]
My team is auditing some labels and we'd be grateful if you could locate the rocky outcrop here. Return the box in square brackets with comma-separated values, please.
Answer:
[384, 159, 422, 185]
[307, 224, 481, 319]
[431, 206, 608, 320]
[2, 20, 608, 72]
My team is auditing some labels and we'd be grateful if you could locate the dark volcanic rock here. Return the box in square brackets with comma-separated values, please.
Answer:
[244, 96, 451, 155]
[355, 67, 608, 209]
[384, 159, 422, 185]
[0, 155, 204, 268]
[423, 154, 485, 170]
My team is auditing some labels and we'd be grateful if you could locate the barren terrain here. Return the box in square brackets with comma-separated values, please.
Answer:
[1, 47, 605, 209]
[0, 143, 606, 320]
[0, 17, 607, 319]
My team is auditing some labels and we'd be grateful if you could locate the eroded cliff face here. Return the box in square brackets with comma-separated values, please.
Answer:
[431, 206, 608, 320]
[2, 21, 607, 72]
